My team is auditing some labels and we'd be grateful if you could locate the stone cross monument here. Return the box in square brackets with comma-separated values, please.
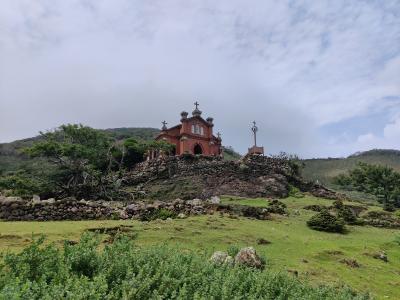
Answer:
[248, 121, 264, 156]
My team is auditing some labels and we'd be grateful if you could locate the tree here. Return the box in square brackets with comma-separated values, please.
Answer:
[25, 124, 123, 199]
[335, 163, 400, 210]
[121, 138, 176, 169]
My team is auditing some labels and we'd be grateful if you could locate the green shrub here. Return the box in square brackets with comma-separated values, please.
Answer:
[227, 245, 240, 257]
[307, 210, 346, 233]
[337, 206, 358, 224]
[288, 185, 304, 198]
[0, 233, 368, 299]
[139, 208, 177, 221]
[266, 199, 288, 215]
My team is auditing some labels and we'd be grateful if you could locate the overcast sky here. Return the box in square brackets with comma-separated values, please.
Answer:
[1, 0, 399, 158]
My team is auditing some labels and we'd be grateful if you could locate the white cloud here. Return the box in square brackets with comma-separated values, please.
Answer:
[0, 0, 399, 157]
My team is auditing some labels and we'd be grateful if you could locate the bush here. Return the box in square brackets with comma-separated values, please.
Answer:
[139, 208, 177, 221]
[307, 210, 346, 233]
[288, 185, 304, 198]
[227, 245, 240, 257]
[0, 234, 368, 299]
[337, 206, 358, 224]
[266, 199, 288, 215]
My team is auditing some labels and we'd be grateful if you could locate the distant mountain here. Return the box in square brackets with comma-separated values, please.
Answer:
[0, 127, 241, 174]
[302, 149, 400, 186]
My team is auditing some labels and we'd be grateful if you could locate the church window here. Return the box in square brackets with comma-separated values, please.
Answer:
[191, 124, 203, 135]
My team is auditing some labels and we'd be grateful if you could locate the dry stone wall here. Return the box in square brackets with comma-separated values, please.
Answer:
[0, 196, 271, 221]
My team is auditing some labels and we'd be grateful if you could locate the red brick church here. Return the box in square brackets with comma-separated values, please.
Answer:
[154, 102, 222, 157]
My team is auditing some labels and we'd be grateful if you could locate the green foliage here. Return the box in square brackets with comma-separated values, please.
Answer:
[121, 138, 147, 168]
[0, 234, 368, 299]
[227, 245, 240, 257]
[335, 163, 400, 209]
[302, 150, 400, 195]
[0, 173, 44, 197]
[21, 124, 124, 199]
[122, 138, 176, 169]
[222, 146, 241, 161]
[139, 208, 177, 221]
[266, 199, 288, 215]
[288, 185, 304, 198]
[307, 210, 346, 233]
[394, 235, 400, 246]
[272, 152, 305, 176]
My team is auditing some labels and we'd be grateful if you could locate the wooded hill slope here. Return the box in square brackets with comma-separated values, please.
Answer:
[302, 149, 400, 186]
[0, 127, 241, 174]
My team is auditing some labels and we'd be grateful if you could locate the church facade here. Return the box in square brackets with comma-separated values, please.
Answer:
[155, 103, 222, 156]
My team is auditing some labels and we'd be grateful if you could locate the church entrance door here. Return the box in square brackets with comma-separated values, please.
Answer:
[194, 144, 203, 155]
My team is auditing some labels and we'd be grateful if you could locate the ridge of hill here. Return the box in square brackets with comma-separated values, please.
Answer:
[302, 149, 400, 186]
[0, 127, 241, 174]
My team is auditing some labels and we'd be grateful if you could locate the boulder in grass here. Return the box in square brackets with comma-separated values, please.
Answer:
[210, 251, 233, 266]
[234, 247, 264, 269]
[209, 196, 221, 204]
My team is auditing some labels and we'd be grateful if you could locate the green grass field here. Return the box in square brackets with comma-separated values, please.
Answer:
[1, 196, 399, 299]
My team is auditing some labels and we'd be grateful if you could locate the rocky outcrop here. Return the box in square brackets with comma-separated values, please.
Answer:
[124, 155, 340, 200]
[234, 247, 264, 269]
[210, 251, 234, 266]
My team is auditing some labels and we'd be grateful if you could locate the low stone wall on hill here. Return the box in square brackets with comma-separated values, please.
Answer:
[0, 196, 272, 221]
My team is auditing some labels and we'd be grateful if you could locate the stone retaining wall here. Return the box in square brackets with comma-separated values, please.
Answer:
[0, 196, 270, 221]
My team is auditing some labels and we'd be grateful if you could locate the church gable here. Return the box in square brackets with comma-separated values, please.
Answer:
[155, 102, 222, 157]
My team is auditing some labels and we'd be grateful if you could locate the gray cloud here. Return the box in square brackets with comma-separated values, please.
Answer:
[0, 0, 399, 157]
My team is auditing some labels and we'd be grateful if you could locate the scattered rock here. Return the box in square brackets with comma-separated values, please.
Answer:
[209, 196, 221, 204]
[210, 251, 230, 265]
[287, 269, 299, 277]
[326, 250, 344, 256]
[372, 252, 388, 262]
[177, 213, 187, 219]
[256, 238, 271, 245]
[234, 247, 264, 269]
[187, 199, 203, 206]
[340, 258, 360, 268]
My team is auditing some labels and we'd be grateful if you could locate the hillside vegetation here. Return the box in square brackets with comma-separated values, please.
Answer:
[1, 195, 399, 299]
[302, 149, 400, 186]
[0, 127, 240, 175]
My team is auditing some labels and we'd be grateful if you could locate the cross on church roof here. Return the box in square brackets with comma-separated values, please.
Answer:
[194, 101, 199, 110]
[162, 120, 168, 130]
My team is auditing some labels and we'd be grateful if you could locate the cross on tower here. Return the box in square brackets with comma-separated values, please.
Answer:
[194, 101, 200, 110]
[162, 120, 168, 130]
[217, 132, 221, 139]
[251, 121, 258, 146]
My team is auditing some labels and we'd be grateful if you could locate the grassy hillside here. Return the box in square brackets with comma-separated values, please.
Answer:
[302, 149, 400, 187]
[1, 195, 399, 299]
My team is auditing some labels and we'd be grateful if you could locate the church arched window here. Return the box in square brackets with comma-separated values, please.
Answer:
[191, 124, 203, 135]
